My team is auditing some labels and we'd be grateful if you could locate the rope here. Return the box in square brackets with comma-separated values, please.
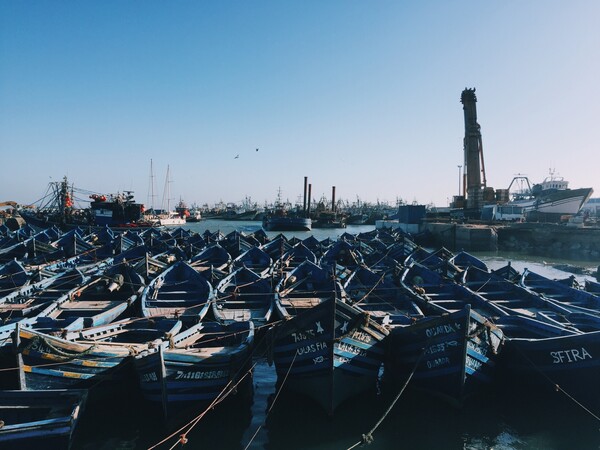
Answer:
[352, 272, 388, 306]
[346, 347, 428, 450]
[511, 343, 600, 423]
[148, 362, 257, 450]
[148, 324, 276, 449]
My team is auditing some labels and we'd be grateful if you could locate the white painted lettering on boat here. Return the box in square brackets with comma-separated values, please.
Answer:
[550, 348, 592, 364]
[296, 341, 327, 356]
[426, 357, 450, 369]
[427, 340, 458, 355]
[29, 339, 55, 356]
[350, 330, 371, 343]
[313, 356, 325, 364]
[467, 340, 488, 357]
[465, 357, 482, 371]
[175, 370, 228, 380]
[292, 329, 316, 343]
[141, 372, 158, 383]
[425, 323, 460, 338]
[337, 342, 367, 357]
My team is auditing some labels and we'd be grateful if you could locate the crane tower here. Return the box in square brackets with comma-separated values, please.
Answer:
[461, 88, 487, 209]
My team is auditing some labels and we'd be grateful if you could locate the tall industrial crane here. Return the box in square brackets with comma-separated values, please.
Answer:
[461, 88, 487, 209]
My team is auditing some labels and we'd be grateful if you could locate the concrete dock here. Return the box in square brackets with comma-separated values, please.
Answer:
[379, 220, 600, 260]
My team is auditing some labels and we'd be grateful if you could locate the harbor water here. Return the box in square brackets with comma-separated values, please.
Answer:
[72, 220, 600, 450]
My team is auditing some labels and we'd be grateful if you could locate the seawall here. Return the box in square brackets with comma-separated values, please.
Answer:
[379, 220, 600, 260]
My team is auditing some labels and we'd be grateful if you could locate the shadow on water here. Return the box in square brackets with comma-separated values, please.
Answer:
[71, 358, 600, 450]
[72, 376, 253, 450]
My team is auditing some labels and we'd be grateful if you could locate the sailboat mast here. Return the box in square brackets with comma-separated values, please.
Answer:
[148, 159, 156, 213]
[161, 165, 170, 213]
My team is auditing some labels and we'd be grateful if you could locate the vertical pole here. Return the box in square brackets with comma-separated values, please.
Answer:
[329, 271, 336, 416]
[307, 184, 312, 218]
[14, 323, 26, 390]
[331, 186, 336, 213]
[303, 176, 308, 215]
[159, 345, 168, 421]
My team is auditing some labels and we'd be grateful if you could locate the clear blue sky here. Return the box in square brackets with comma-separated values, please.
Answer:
[1, 1, 598, 209]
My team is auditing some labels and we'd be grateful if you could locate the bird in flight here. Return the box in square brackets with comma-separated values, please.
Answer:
[234, 154, 239, 159]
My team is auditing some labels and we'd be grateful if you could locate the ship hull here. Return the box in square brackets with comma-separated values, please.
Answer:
[262, 217, 312, 231]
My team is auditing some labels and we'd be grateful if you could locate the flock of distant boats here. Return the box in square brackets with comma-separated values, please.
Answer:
[1, 169, 596, 234]
[10, 176, 398, 232]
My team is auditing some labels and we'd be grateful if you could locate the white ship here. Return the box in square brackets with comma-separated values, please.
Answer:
[490, 171, 593, 221]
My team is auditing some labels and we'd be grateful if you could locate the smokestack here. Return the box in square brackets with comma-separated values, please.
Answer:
[307, 184, 312, 217]
[303, 176, 308, 214]
[331, 186, 336, 213]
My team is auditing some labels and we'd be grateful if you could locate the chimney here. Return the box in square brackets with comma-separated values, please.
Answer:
[303, 176, 308, 214]
[307, 184, 312, 217]
[331, 186, 336, 213]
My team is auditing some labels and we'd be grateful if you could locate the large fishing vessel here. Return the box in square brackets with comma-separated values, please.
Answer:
[262, 188, 311, 231]
[20, 176, 156, 230]
[487, 171, 593, 222]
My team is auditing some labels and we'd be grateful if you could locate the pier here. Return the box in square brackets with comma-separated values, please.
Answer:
[379, 219, 600, 260]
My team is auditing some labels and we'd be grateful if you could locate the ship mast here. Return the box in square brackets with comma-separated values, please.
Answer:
[147, 159, 157, 214]
[161, 165, 174, 213]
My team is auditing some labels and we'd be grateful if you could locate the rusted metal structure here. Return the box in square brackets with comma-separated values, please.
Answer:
[461, 88, 487, 209]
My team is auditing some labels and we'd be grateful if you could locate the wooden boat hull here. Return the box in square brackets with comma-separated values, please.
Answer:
[0, 389, 87, 450]
[262, 216, 312, 232]
[134, 322, 254, 419]
[13, 326, 134, 390]
[141, 261, 213, 321]
[270, 299, 388, 414]
[499, 330, 600, 414]
[387, 306, 502, 407]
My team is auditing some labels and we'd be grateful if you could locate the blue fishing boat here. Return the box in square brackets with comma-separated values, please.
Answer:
[0, 389, 87, 450]
[269, 296, 388, 415]
[301, 235, 325, 258]
[231, 246, 273, 278]
[218, 232, 256, 259]
[319, 240, 363, 271]
[134, 320, 254, 420]
[461, 266, 583, 323]
[259, 234, 292, 262]
[342, 265, 424, 326]
[395, 263, 505, 405]
[404, 246, 461, 280]
[12, 317, 182, 390]
[448, 250, 488, 272]
[519, 268, 600, 314]
[388, 305, 502, 406]
[0, 268, 88, 322]
[35, 262, 144, 328]
[493, 315, 600, 415]
[274, 260, 343, 319]
[141, 261, 214, 322]
[272, 242, 317, 277]
[584, 279, 600, 295]
[213, 266, 274, 328]
[0, 260, 30, 296]
[490, 262, 521, 282]
[189, 242, 231, 272]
